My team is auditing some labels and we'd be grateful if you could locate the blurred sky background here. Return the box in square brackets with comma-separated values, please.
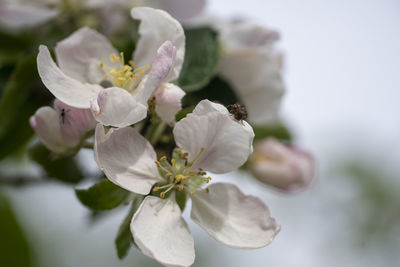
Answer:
[4, 0, 400, 266]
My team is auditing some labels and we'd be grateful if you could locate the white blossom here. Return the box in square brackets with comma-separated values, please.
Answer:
[94, 100, 280, 267]
[36, 7, 185, 127]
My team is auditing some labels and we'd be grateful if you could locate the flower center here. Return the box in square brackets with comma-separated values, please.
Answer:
[100, 52, 150, 91]
[152, 148, 211, 198]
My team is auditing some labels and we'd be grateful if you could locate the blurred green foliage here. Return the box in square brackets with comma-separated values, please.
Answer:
[75, 179, 130, 211]
[339, 160, 400, 248]
[178, 27, 219, 92]
[0, 191, 34, 267]
[29, 144, 84, 184]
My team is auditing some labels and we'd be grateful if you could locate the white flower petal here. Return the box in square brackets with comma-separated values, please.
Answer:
[219, 49, 285, 125]
[153, 0, 206, 21]
[131, 7, 185, 82]
[134, 40, 176, 106]
[131, 195, 195, 267]
[191, 183, 280, 248]
[29, 107, 71, 153]
[191, 98, 230, 116]
[37, 45, 103, 109]
[218, 20, 279, 51]
[94, 124, 162, 195]
[91, 87, 147, 128]
[0, 4, 57, 31]
[55, 27, 118, 82]
[154, 83, 185, 124]
[173, 100, 254, 173]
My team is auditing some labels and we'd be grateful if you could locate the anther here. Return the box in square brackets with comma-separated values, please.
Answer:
[160, 192, 165, 198]
[205, 188, 210, 193]
[178, 185, 184, 191]
[153, 186, 160, 192]
[160, 156, 167, 161]
[154, 160, 161, 166]
[166, 173, 173, 177]
[190, 191, 195, 195]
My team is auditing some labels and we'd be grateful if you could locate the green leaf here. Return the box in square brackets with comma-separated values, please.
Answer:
[175, 106, 195, 122]
[0, 54, 51, 161]
[184, 76, 240, 107]
[253, 123, 293, 142]
[178, 27, 219, 92]
[115, 195, 144, 259]
[29, 144, 84, 184]
[75, 179, 130, 211]
[175, 190, 187, 212]
[0, 191, 34, 267]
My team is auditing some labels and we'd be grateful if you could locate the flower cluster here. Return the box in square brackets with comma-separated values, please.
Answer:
[3, 1, 317, 266]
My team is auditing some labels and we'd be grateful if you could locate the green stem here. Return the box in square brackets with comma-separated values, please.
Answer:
[150, 122, 166, 146]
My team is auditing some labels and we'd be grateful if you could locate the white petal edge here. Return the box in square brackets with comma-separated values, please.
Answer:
[131, 195, 195, 267]
[94, 124, 162, 195]
[55, 27, 118, 82]
[131, 7, 185, 82]
[154, 83, 185, 124]
[191, 183, 280, 248]
[37, 45, 103, 108]
[173, 100, 254, 173]
[0, 4, 57, 31]
[91, 87, 147, 128]
[133, 40, 176, 106]
[154, 0, 206, 21]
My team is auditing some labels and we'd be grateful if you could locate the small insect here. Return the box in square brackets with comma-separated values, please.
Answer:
[59, 108, 70, 124]
[228, 103, 248, 122]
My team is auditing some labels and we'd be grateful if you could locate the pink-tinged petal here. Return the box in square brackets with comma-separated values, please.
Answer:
[37, 45, 103, 109]
[29, 107, 71, 154]
[91, 87, 147, 128]
[53, 99, 96, 144]
[55, 27, 118, 83]
[94, 124, 162, 195]
[131, 195, 195, 267]
[155, 0, 206, 21]
[131, 7, 185, 82]
[154, 83, 185, 124]
[173, 100, 254, 173]
[0, 4, 57, 31]
[251, 138, 315, 193]
[218, 20, 280, 50]
[134, 41, 176, 106]
[191, 183, 280, 248]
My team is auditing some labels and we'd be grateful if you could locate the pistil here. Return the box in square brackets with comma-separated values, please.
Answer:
[152, 147, 211, 198]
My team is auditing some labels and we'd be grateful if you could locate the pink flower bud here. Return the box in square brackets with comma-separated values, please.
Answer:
[30, 100, 96, 154]
[154, 83, 185, 124]
[250, 138, 315, 193]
